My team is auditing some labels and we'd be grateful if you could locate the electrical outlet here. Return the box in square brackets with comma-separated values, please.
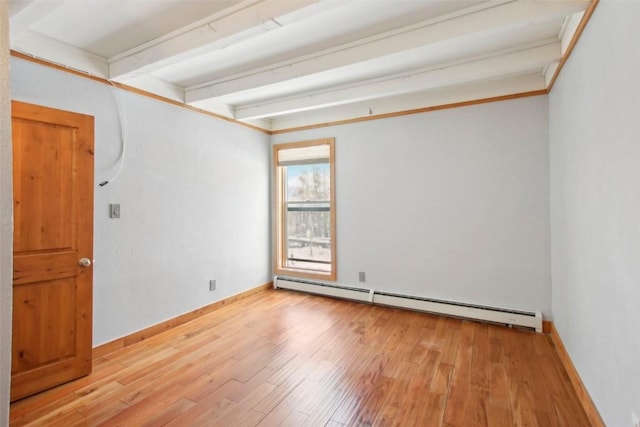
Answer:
[209, 279, 216, 291]
[632, 411, 639, 427]
[358, 272, 366, 282]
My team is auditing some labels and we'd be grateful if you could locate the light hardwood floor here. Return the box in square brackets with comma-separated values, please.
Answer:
[10, 289, 591, 426]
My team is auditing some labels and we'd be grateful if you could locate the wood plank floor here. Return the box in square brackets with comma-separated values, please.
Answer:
[10, 289, 591, 426]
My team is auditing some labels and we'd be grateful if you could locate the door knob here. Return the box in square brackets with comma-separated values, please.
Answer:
[78, 258, 92, 267]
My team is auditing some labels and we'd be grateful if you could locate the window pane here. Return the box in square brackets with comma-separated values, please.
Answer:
[285, 210, 331, 270]
[286, 163, 330, 202]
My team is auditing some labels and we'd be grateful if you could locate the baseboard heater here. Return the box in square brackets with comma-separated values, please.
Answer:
[274, 276, 542, 332]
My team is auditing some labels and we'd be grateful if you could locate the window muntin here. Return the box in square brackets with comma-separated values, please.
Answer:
[274, 139, 335, 280]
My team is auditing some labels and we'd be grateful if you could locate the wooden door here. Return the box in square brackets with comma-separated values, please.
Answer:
[11, 101, 94, 401]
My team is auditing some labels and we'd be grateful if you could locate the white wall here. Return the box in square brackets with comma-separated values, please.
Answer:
[272, 96, 552, 317]
[0, 3, 13, 425]
[11, 57, 272, 346]
[549, 2, 640, 426]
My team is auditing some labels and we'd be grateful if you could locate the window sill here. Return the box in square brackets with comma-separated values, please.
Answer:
[275, 267, 336, 282]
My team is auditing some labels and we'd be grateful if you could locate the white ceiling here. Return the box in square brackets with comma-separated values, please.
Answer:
[9, 0, 593, 132]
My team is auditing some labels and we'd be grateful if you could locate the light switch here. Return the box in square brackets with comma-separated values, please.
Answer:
[110, 204, 120, 219]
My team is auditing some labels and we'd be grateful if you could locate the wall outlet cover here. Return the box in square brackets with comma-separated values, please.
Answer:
[209, 279, 216, 291]
[358, 272, 366, 282]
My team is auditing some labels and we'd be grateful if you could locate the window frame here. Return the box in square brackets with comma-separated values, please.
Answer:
[273, 138, 336, 281]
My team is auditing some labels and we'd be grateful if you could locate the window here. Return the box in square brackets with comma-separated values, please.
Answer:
[274, 138, 336, 280]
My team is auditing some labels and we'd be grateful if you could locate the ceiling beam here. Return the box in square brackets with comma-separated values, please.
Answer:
[108, 0, 330, 80]
[234, 42, 561, 120]
[116, 74, 185, 103]
[270, 73, 546, 132]
[11, 29, 108, 77]
[186, 0, 589, 104]
[9, 0, 64, 36]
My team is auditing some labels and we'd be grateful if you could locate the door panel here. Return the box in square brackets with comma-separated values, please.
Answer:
[13, 120, 74, 253]
[11, 101, 94, 401]
[12, 278, 76, 372]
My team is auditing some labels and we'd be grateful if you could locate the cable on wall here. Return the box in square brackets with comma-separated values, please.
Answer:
[99, 80, 128, 186]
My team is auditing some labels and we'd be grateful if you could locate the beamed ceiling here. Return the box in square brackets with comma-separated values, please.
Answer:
[9, 0, 595, 132]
